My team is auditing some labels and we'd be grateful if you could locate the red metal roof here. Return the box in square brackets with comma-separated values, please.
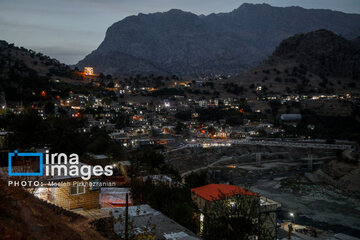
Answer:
[191, 184, 259, 202]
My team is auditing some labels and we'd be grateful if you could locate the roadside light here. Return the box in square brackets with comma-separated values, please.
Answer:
[290, 212, 295, 224]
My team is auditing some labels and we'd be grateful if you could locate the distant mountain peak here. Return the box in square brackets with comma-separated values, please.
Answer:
[270, 29, 360, 79]
[233, 2, 278, 12]
[238, 2, 272, 8]
[166, 9, 188, 14]
[273, 29, 353, 58]
[77, 4, 360, 76]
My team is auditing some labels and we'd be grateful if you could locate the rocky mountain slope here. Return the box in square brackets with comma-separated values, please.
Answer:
[270, 30, 360, 80]
[77, 3, 360, 76]
[227, 29, 360, 96]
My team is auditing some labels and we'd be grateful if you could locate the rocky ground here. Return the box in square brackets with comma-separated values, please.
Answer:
[249, 158, 360, 237]
[251, 176, 360, 237]
[0, 180, 106, 240]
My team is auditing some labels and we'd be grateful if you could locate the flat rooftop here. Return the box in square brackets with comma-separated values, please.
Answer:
[111, 204, 199, 239]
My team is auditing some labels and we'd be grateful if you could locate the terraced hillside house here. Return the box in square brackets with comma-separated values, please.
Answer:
[35, 162, 101, 210]
[191, 184, 281, 239]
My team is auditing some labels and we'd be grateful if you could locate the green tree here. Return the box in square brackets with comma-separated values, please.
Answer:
[202, 194, 260, 240]
[175, 122, 185, 134]
[185, 171, 208, 188]
[130, 180, 197, 233]
[44, 102, 55, 115]
[208, 126, 216, 136]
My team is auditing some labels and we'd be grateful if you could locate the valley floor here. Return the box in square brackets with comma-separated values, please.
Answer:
[252, 178, 360, 237]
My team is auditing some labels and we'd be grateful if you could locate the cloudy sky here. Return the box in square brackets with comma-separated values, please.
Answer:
[1, 0, 359, 64]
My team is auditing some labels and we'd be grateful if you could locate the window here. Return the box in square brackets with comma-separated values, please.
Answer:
[69, 185, 85, 195]
[70, 186, 77, 195]
[78, 185, 85, 194]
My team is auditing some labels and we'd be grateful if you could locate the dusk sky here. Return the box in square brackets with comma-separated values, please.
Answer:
[1, 0, 360, 64]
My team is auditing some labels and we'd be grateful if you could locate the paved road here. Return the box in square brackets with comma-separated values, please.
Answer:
[170, 139, 353, 153]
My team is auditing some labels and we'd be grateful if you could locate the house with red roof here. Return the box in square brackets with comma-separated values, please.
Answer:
[191, 183, 259, 210]
[191, 184, 281, 239]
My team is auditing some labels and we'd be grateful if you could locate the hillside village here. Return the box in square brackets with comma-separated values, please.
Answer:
[0, 7, 360, 240]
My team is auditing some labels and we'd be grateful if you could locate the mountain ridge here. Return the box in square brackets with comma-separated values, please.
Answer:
[77, 3, 360, 76]
[270, 29, 360, 80]
[227, 29, 360, 97]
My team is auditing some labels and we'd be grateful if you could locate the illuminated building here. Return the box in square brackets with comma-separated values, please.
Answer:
[191, 184, 280, 239]
[84, 67, 94, 76]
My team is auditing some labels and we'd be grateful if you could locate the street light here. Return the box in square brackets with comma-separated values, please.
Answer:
[290, 212, 295, 224]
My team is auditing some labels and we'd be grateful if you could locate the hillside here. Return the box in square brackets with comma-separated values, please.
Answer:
[0, 41, 85, 102]
[0, 180, 106, 240]
[227, 30, 360, 96]
[353, 36, 360, 49]
[76, 3, 360, 76]
[321, 159, 360, 194]
[78, 50, 168, 76]
[0, 40, 77, 80]
[271, 30, 360, 80]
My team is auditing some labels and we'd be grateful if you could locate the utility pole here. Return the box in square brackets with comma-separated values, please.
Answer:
[125, 193, 129, 240]
[308, 148, 313, 171]
[256, 144, 261, 166]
